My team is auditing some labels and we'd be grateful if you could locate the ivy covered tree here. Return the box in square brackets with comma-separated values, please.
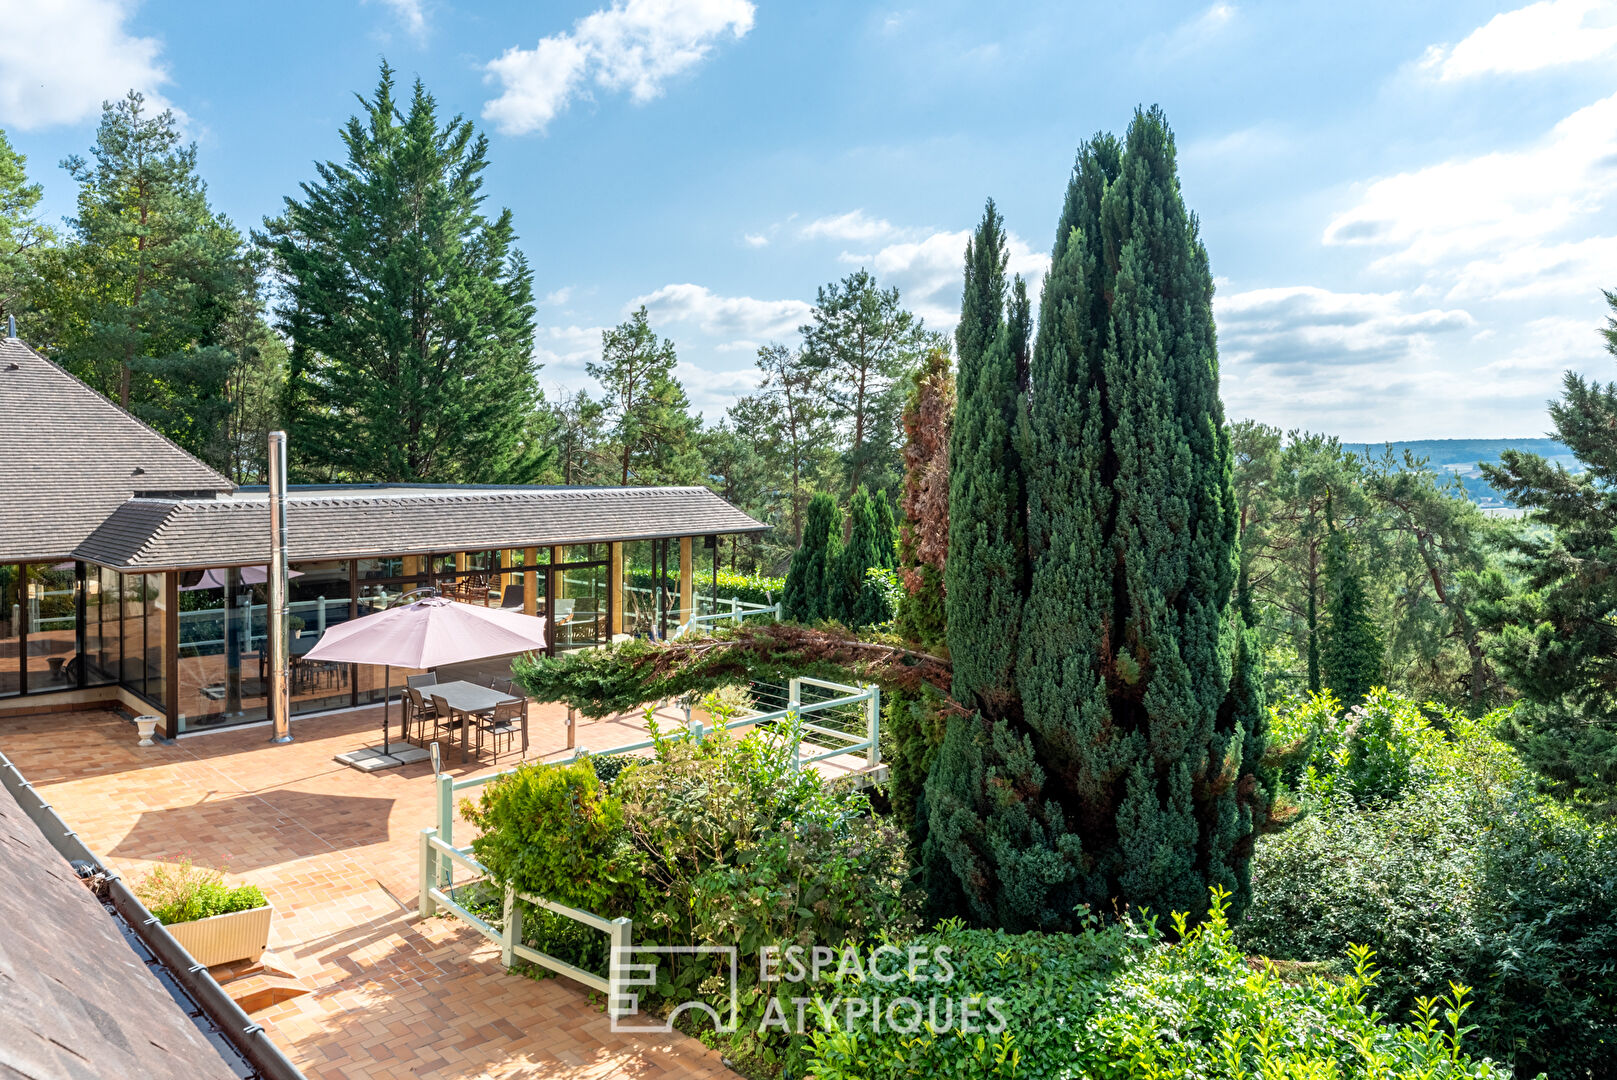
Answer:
[1477, 303, 1617, 815]
[782, 492, 843, 623]
[946, 199, 1031, 716]
[1319, 492, 1382, 706]
[895, 348, 953, 647]
[926, 109, 1269, 931]
[264, 63, 545, 483]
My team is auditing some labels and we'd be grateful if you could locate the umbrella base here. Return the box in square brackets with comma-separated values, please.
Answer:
[334, 744, 432, 772]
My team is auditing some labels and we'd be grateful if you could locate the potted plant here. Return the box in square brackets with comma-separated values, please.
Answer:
[135, 859, 273, 968]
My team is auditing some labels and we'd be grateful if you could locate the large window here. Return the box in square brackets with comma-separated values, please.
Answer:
[290, 561, 353, 716]
[176, 567, 265, 731]
[552, 547, 610, 652]
[87, 567, 121, 687]
[621, 539, 685, 641]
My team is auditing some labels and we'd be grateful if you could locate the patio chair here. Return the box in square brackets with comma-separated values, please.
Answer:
[406, 672, 437, 689]
[477, 699, 523, 763]
[464, 585, 491, 607]
[405, 686, 436, 741]
[429, 693, 463, 743]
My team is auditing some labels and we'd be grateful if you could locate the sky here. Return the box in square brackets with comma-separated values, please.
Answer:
[2, 0, 1615, 440]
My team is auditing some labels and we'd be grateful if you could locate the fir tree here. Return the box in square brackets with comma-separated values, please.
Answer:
[947, 199, 1031, 716]
[1477, 301, 1617, 815]
[926, 109, 1269, 930]
[264, 63, 544, 483]
[1319, 491, 1382, 705]
[782, 492, 843, 623]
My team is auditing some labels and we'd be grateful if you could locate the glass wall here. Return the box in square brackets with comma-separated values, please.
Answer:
[121, 572, 146, 689]
[552, 552, 609, 652]
[290, 561, 353, 715]
[25, 565, 80, 691]
[87, 568, 121, 686]
[356, 559, 428, 706]
[176, 567, 265, 731]
[0, 565, 19, 697]
[621, 539, 688, 641]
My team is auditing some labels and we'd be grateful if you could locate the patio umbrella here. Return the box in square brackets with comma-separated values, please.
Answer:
[302, 596, 548, 753]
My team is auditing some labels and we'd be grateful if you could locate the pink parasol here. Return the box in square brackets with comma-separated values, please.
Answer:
[179, 566, 305, 591]
[303, 596, 547, 753]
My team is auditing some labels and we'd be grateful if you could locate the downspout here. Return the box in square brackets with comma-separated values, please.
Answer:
[268, 431, 292, 744]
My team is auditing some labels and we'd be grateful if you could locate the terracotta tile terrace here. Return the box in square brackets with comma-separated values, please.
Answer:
[0, 700, 738, 1080]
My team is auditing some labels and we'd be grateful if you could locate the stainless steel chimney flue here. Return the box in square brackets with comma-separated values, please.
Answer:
[267, 430, 293, 743]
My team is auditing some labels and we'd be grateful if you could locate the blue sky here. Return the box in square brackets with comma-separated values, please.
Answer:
[3, 0, 1615, 440]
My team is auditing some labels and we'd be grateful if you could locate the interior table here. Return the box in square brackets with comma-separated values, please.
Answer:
[426, 679, 528, 763]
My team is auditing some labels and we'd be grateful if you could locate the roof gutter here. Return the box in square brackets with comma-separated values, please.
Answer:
[0, 747, 306, 1080]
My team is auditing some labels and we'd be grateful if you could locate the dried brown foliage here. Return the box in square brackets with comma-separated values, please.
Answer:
[898, 347, 953, 594]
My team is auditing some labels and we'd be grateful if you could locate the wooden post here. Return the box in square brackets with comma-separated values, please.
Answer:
[678, 537, 693, 628]
[523, 547, 537, 617]
[609, 543, 624, 637]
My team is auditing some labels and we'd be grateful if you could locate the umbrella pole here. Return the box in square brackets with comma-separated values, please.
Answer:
[383, 664, 391, 756]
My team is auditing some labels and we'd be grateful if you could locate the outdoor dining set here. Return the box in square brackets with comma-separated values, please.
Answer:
[402, 672, 527, 764]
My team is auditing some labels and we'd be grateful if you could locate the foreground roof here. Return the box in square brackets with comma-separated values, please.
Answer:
[0, 338, 234, 563]
[0, 771, 243, 1080]
[76, 485, 769, 571]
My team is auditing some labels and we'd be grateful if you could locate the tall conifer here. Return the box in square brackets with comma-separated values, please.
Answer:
[946, 201, 1030, 716]
[1320, 491, 1382, 705]
[782, 492, 842, 623]
[927, 109, 1269, 929]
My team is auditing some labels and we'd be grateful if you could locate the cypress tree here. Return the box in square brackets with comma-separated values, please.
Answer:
[927, 109, 1270, 929]
[854, 488, 899, 627]
[1319, 491, 1382, 705]
[946, 200, 1031, 716]
[895, 349, 954, 647]
[782, 492, 842, 623]
[832, 486, 877, 623]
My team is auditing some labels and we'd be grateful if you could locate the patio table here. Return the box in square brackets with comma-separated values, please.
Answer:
[427, 679, 528, 763]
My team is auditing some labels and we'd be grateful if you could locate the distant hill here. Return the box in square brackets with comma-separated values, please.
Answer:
[1342, 438, 1576, 509]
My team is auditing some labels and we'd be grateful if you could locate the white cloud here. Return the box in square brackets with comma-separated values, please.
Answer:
[1446, 235, 1617, 302]
[1217, 286, 1474, 370]
[368, 0, 427, 38]
[1322, 92, 1617, 270]
[631, 283, 811, 341]
[742, 233, 769, 248]
[856, 227, 1049, 329]
[542, 286, 574, 306]
[483, 0, 755, 135]
[799, 210, 899, 243]
[1422, 0, 1617, 80]
[533, 324, 607, 383]
[0, 0, 173, 131]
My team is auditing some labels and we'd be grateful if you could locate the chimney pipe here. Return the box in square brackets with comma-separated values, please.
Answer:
[267, 431, 292, 744]
[6, 315, 14, 338]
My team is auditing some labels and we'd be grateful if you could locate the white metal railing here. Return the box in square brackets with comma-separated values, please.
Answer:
[672, 595, 782, 639]
[420, 676, 879, 1011]
[176, 597, 339, 653]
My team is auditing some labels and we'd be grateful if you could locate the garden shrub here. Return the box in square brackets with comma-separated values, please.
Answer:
[1241, 690, 1617, 1078]
[809, 889, 1511, 1080]
[135, 859, 266, 925]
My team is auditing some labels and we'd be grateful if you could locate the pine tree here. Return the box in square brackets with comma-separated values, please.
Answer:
[1477, 300, 1617, 814]
[782, 492, 843, 623]
[264, 63, 544, 483]
[0, 126, 50, 328]
[591, 307, 702, 485]
[947, 199, 1031, 716]
[895, 348, 953, 647]
[35, 92, 248, 464]
[926, 109, 1269, 930]
[1319, 491, 1382, 705]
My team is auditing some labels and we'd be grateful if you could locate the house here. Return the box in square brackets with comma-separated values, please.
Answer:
[0, 335, 768, 740]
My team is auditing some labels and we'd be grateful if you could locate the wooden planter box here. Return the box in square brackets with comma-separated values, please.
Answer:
[164, 903, 274, 968]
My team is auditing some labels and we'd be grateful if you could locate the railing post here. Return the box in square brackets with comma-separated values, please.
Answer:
[501, 886, 520, 968]
[418, 828, 437, 918]
[436, 772, 455, 889]
[730, 596, 740, 624]
[607, 917, 633, 1020]
[866, 685, 881, 769]
[773, 600, 782, 622]
[689, 719, 705, 745]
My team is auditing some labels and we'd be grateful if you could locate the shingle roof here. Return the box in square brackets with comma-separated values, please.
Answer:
[75, 485, 769, 571]
[0, 771, 243, 1080]
[0, 338, 234, 563]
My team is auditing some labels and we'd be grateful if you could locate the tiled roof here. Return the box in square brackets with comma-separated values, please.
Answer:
[0, 338, 234, 563]
[0, 771, 242, 1080]
[75, 485, 769, 571]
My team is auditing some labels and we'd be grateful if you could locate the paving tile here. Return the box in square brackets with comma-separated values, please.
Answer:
[0, 706, 732, 1080]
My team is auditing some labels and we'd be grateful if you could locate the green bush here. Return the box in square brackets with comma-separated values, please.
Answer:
[710, 568, 785, 607]
[809, 889, 1511, 1080]
[1241, 690, 1617, 1078]
[135, 859, 267, 925]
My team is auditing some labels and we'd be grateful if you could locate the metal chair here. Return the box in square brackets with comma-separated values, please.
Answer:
[478, 699, 523, 763]
[405, 685, 436, 742]
[406, 672, 437, 689]
[429, 693, 461, 743]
